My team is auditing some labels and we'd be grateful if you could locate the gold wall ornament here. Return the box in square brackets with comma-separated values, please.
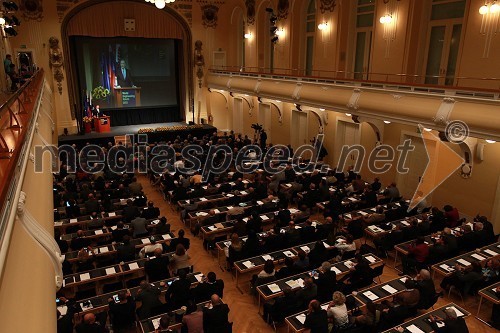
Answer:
[320, 0, 336, 13]
[48, 37, 64, 95]
[194, 40, 205, 88]
[20, 0, 44, 21]
[200, 4, 219, 28]
[245, 0, 255, 25]
[277, 0, 289, 20]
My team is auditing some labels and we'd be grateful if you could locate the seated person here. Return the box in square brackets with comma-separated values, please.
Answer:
[415, 269, 437, 309]
[108, 291, 136, 333]
[401, 236, 429, 275]
[170, 244, 191, 275]
[429, 307, 469, 333]
[304, 300, 329, 333]
[296, 277, 318, 309]
[194, 272, 224, 302]
[139, 236, 164, 258]
[316, 261, 337, 302]
[116, 235, 136, 263]
[141, 201, 160, 219]
[263, 287, 300, 324]
[293, 249, 310, 272]
[440, 261, 482, 296]
[144, 248, 170, 282]
[327, 291, 349, 329]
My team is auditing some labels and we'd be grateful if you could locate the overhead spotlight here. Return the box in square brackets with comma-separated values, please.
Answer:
[4, 26, 17, 36]
[384, 121, 391, 124]
[11, 15, 19, 26]
[265, 7, 274, 13]
[271, 36, 279, 43]
[3, 1, 18, 11]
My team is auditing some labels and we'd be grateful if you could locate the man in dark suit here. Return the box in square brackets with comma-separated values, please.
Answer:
[169, 229, 190, 251]
[165, 269, 192, 310]
[203, 294, 231, 333]
[316, 262, 337, 302]
[70, 230, 90, 251]
[84, 193, 100, 215]
[144, 248, 170, 282]
[115, 59, 135, 87]
[116, 235, 136, 263]
[112, 222, 130, 242]
[108, 291, 136, 333]
[304, 300, 328, 333]
[141, 201, 160, 220]
[429, 307, 469, 333]
[415, 269, 437, 309]
[135, 281, 163, 320]
[122, 199, 140, 223]
[194, 271, 224, 302]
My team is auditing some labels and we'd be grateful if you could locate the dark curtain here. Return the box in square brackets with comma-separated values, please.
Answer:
[104, 106, 181, 126]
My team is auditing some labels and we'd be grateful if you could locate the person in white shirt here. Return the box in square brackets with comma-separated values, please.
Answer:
[334, 234, 356, 254]
[139, 236, 163, 258]
[327, 291, 349, 327]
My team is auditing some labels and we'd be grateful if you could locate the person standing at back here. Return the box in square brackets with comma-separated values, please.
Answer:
[203, 294, 231, 333]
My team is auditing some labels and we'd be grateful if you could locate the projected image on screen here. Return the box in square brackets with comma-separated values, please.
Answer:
[72, 37, 179, 110]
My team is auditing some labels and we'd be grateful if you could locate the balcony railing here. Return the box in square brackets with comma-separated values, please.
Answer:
[0, 70, 44, 254]
[208, 66, 500, 95]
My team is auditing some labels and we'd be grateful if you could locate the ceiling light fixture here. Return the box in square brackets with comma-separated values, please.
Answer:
[145, 0, 175, 10]
[423, 128, 432, 132]
[486, 139, 496, 144]
[318, 22, 328, 31]
[244, 32, 252, 39]
[384, 121, 391, 124]
[345, 113, 352, 117]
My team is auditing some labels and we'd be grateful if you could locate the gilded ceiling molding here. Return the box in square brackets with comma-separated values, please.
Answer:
[20, 0, 44, 21]
[194, 40, 205, 88]
[245, 0, 255, 25]
[277, 0, 289, 20]
[320, 0, 336, 13]
[48, 37, 64, 95]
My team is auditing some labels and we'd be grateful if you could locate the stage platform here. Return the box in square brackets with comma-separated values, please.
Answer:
[58, 122, 217, 146]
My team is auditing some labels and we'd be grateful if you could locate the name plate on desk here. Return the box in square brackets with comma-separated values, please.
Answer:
[121, 89, 136, 106]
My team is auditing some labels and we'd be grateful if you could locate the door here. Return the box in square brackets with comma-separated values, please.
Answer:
[334, 120, 361, 169]
[292, 110, 308, 150]
[424, 22, 462, 85]
[233, 98, 243, 135]
[396, 137, 428, 199]
[258, 103, 272, 143]
[354, 30, 372, 80]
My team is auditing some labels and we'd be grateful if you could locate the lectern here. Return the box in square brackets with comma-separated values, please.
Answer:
[114, 87, 141, 107]
[93, 116, 111, 133]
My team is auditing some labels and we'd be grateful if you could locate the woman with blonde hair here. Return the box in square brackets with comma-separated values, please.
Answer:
[171, 243, 191, 275]
[327, 291, 349, 328]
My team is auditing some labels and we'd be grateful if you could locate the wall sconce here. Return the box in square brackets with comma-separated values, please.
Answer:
[380, 0, 400, 58]
[486, 139, 497, 143]
[276, 28, 285, 37]
[317, 22, 328, 31]
[244, 32, 252, 39]
[479, 1, 499, 57]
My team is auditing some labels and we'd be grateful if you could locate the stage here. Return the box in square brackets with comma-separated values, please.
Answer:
[58, 122, 217, 146]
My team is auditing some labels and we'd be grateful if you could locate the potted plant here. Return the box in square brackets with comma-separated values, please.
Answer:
[83, 116, 93, 133]
[91, 86, 110, 107]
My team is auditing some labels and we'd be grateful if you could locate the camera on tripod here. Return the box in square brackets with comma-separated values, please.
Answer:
[251, 123, 263, 131]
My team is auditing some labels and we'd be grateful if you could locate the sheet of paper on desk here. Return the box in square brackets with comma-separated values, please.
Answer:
[297, 278, 305, 288]
[141, 238, 151, 244]
[365, 256, 376, 263]
[457, 259, 471, 266]
[286, 183, 292, 187]
[108, 212, 116, 217]
[446, 306, 464, 317]
[214, 209, 220, 214]
[371, 208, 377, 212]
[152, 318, 161, 329]
[257, 201, 264, 205]
[70, 219, 77, 223]
[128, 262, 140, 270]
[363, 291, 379, 300]
[227, 206, 234, 210]
[484, 249, 499, 256]
[208, 226, 217, 231]
[105, 268, 116, 275]
[472, 253, 486, 261]
[401, 221, 410, 226]
[80, 302, 93, 310]
[406, 324, 425, 333]
[163, 234, 172, 240]
[400, 277, 408, 283]
[242, 261, 255, 268]
[197, 212, 208, 216]
[261, 215, 269, 221]
[80, 273, 91, 281]
[440, 264, 454, 272]
[300, 246, 310, 253]
[99, 247, 109, 254]
[360, 211, 368, 216]
[262, 255, 273, 261]
[226, 194, 234, 197]
[382, 285, 398, 294]
[345, 214, 352, 219]
[323, 242, 331, 248]
[344, 260, 354, 268]
[348, 197, 356, 202]
[200, 198, 207, 201]
[54, 222, 63, 226]
[268, 283, 281, 293]
[296, 313, 306, 324]
[284, 251, 294, 257]
[436, 321, 445, 328]
[195, 274, 204, 282]
[286, 280, 300, 289]
[243, 218, 249, 222]
[215, 223, 224, 229]
[331, 266, 342, 274]
[95, 229, 103, 235]
[241, 191, 248, 195]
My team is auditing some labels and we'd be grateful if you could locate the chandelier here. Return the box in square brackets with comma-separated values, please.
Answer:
[145, 0, 175, 9]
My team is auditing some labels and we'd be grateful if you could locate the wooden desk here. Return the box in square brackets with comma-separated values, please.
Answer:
[477, 281, 500, 318]
[381, 303, 470, 333]
[114, 87, 141, 107]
